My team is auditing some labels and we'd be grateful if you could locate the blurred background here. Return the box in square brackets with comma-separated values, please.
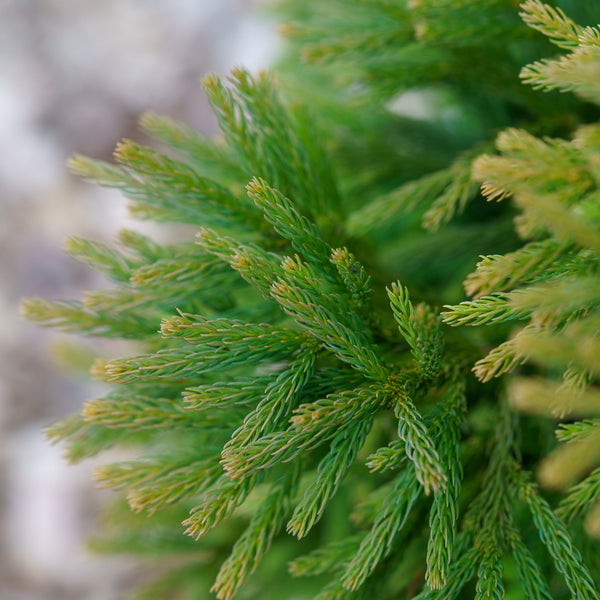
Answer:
[1, 1, 277, 598]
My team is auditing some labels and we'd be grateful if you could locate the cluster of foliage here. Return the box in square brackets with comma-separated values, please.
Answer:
[23, 1, 600, 598]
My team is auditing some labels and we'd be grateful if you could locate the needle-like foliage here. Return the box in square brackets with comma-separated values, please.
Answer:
[22, 1, 600, 599]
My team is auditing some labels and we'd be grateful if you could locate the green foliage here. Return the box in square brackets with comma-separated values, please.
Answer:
[23, 1, 600, 599]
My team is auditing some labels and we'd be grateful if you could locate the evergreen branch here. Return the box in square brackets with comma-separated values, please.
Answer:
[287, 418, 372, 538]
[508, 276, 600, 320]
[510, 320, 600, 377]
[82, 392, 209, 431]
[387, 281, 418, 350]
[575, 122, 600, 167]
[81, 288, 183, 317]
[212, 471, 298, 600]
[475, 546, 504, 600]
[294, 3, 412, 66]
[495, 124, 581, 159]
[196, 227, 283, 299]
[472, 326, 531, 382]
[99, 349, 230, 382]
[518, 471, 600, 599]
[224, 387, 384, 480]
[64, 236, 137, 283]
[103, 318, 306, 383]
[330, 247, 374, 315]
[346, 168, 455, 235]
[292, 0, 407, 33]
[464, 240, 574, 297]
[410, 0, 522, 45]
[69, 149, 256, 227]
[81, 288, 145, 314]
[246, 177, 332, 268]
[113, 139, 257, 224]
[509, 377, 600, 418]
[462, 402, 517, 573]
[292, 385, 382, 436]
[115, 229, 169, 263]
[473, 131, 593, 207]
[507, 524, 553, 600]
[515, 190, 600, 251]
[289, 535, 363, 578]
[521, 51, 600, 105]
[221, 347, 318, 466]
[130, 252, 233, 292]
[20, 297, 157, 338]
[89, 518, 201, 558]
[160, 313, 302, 349]
[314, 578, 373, 600]
[560, 366, 593, 403]
[294, 8, 478, 94]
[184, 367, 362, 414]
[211, 69, 288, 184]
[139, 111, 245, 185]
[442, 293, 532, 327]
[202, 69, 339, 217]
[413, 304, 444, 378]
[68, 153, 130, 188]
[453, 407, 522, 600]
[557, 467, 600, 524]
[519, 0, 583, 49]
[184, 474, 262, 540]
[580, 27, 600, 51]
[422, 159, 479, 232]
[45, 415, 132, 464]
[199, 71, 251, 162]
[94, 456, 222, 515]
[183, 377, 274, 412]
[537, 429, 600, 490]
[341, 469, 421, 591]
[368, 378, 464, 482]
[387, 282, 444, 378]
[365, 439, 406, 473]
[426, 379, 466, 589]
[556, 419, 600, 443]
[271, 256, 388, 380]
[219, 432, 295, 482]
[412, 542, 478, 600]
[79, 283, 232, 324]
[393, 392, 446, 495]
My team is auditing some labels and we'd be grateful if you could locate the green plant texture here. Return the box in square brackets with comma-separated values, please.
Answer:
[23, 1, 600, 598]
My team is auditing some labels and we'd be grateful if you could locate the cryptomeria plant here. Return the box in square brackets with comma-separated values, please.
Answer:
[22, 1, 600, 598]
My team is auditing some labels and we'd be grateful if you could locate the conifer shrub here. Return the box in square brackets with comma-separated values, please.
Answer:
[22, 1, 600, 598]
